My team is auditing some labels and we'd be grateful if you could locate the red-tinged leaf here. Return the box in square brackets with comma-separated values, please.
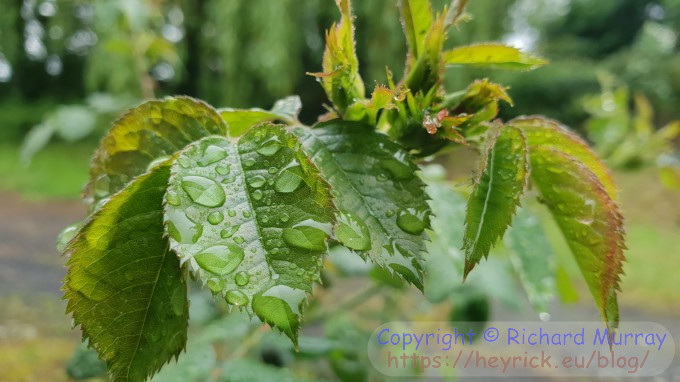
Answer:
[510, 116, 618, 200]
[529, 146, 625, 330]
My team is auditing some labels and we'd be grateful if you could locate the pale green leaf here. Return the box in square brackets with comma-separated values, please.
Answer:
[164, 125, 335, 345]
[86, 96, 226, 202]
[219, 96, 301, 137]
[504, 207, 556, 314]
[295, 120, 430, 289]
[398, 0, 433, 60]
[462, 126, 529, 278]
[64, 163, 189, 382]
[510, 116, 618, 199]
[444, 43, 548, 71]
[529, 146, 625, 329]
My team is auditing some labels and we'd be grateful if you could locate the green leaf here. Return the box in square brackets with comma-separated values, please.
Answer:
[344, 85, 397, 125]
[529, 146, 625, 330]
[398, 0, 433, 61]
[462, 126, 529, 278]
[164, 125, 335, 345]
[444, 43, 548, 71]
[294, 120, 430, 289]
[405, 10, 447, 93]
[510, 116, 618, 199]
[64, 163, 189, 382]
[219, 96, 301, 137]
[504, 207, 556, 314]
[86, 96, 226, 203]
[310, 0, 365, 114]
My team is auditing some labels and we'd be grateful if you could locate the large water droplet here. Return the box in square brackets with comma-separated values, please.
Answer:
[396, 207, 429, 235]
[177, 156, 191, 168]
[233, 236, 245, 244]
[256, 136, 282, 156]
[181, 175, 226, 207]
[166, 192, 180, 206]
[207, 278, 224, 293]
[225, 290, 249, 306]
[193, 244, 244, 275]
[379, 151, 412, 180]
[220, 225, 240, 238]
[249, 175, 266, 188]
[208, 211, 224, 225]
[227, 209, 236, 217]
[167, 221, 182, 242]
[235, 271, 250, 286]
[56, 223, 79, 253]
[255, 285, 306, 315]
[336, 212, 371, 250]
[274, 162, 303, 193]
[94, 174, 110, 199]
[146, 155, 170, 171]
[216, 164, 231, 175]
[282, 220, 331, 251]
[198, 145, 228, 166]
[243, 159, 256, 167]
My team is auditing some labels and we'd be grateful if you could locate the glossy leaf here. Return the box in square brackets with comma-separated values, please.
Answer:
[310, 0, 365, 114]
[504, 207, 555, 314]
[295, 120, 430, 289]
[86, 96, 226, 202]
[164, 125, 335, 345]
[462, 126, 528, 278]
[405, 9, 447, 93]
[510, 116, 618, 199]
[444, 43, 548, 71]
[529, 146, 625, 329]
[64, 163, 189, 382]
[219, 95, 301, 137]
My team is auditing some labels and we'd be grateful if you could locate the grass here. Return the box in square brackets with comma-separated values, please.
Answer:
[0, 142, 95, 201]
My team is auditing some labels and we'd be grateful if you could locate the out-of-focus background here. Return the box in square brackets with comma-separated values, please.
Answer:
[1, 0, 679, 381]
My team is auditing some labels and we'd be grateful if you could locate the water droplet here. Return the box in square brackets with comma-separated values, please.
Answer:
[280, 213, 290, 223]
[336, 212, 371, 250]
[167, 221, 182, 242]
[261, 216, 269, 224]
[253, 189, 264, 200]
[396, 207, 429, 235]
[225, 290, 249, 306]
[234, 236, 245, 244]
[243, 210, 252, 218]
[216, 164, 231, 175]
[94, 174, 110, 199]
[253, 285, 306, 317]
[147, 155, 170, 171]
[166, 192, 180, 206]
[249, 175, 266, 188]
[243, 159, 256, 167]
[56, 223, 79, 253]
[282, 220, 331, 251]
[220, 225, 240, 239]
[385, 210, 395, 217]
[207, 278, 224, 293]
[377, 173, 388, 181]
[198, 145, 228, 166]
[271, 272, 280, 280]
[177, 156, 191, 168]
[274, 162, 303, 193]
[379, 151, 412, 180]
[539, 312, 551, 322]
[227, 209, 236, 217]
[208, 211, 224, 225]
[193, 244, 244, 275]
[256, 136, 282, 156]
[191, 224, 204, 243]
[170, 287, 185, 316]
[235, 271, 250, 286]
[268, 167, 278, 174]
[181, 175, 226, 207]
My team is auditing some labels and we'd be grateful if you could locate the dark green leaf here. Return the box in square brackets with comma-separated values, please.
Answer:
[64, 163, 189, 382]
[86, 96, 226, 203]
[164, 125, 335, 345]
[462, 126, 529, 278]
[295, 120, 430, 289]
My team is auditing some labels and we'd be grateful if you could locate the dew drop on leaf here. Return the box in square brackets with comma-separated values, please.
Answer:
[225, 290, 249, 306]
[181, 175, 226, 207]
[167, 221, 182, 242]
[396, 207, 429, 235]
[385, 209, 395, 217]
[207, 278, 225, 293]
[216, 164, 231, 175]
[243, 159, 256, 167]
[280, 213, 290, 223]
[379, 152, 412, 180]
[198, 145, 228, 166]
[336, 212, 371, 250]
[274, 164, 304, 193]
[94, 174, 110, 199]
[243, 210, 252, 218]
[207, 211, 224, 225]
[56, 223, 79, 253]
[191, 224, 203, 243]
[253, 189, 264, 200]
[235, 271, 250, 286]
[227, 209, 236, 217]
[249, 175, 266, 188]
[256, 137, 282, 156]
[220, 225, 240, 239]
[166, 192, 181, 206]
[282, 220, 330, 251]
[234, 236, 245, 244]
[146, 155, 171, 171]
[193, 244, 244, 275]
